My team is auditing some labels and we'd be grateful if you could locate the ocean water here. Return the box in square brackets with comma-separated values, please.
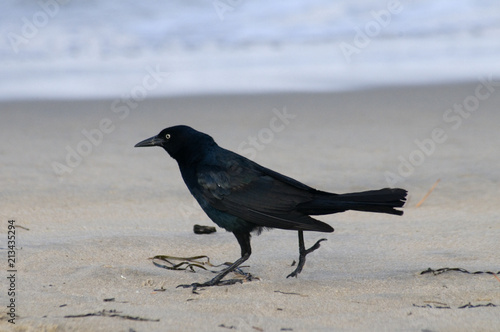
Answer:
[1, 0, 500, 100]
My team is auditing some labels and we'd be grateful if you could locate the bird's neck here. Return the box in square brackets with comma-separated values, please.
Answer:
[174, 139, 216, 167]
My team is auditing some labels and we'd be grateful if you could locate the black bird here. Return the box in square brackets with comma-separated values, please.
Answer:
[135, 125, 407, 290]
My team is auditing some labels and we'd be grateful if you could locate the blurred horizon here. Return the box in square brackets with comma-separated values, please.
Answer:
[1, 0, 500, 100]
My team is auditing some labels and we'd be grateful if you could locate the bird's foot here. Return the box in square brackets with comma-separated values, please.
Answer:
[176, 279, 242, 294]
[287, 238, 327, 278]
[177, 271, 257, 293]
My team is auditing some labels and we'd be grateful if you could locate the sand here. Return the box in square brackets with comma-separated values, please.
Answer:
[1, 82, 499, 331]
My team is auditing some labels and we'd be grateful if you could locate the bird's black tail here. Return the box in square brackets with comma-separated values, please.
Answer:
[297, 188, 407, 216]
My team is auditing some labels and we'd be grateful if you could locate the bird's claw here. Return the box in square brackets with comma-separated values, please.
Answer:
[176, 279, 243, 294]
[304, 238, 327, 255]
[177, 273, 256, 293]
[176, 282, 211, 294]
[287, 238, 327, 278]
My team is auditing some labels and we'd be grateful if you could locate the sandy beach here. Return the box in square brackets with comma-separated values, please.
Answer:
[1, 82, 499, 331]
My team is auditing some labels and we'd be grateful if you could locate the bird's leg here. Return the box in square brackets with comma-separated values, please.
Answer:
[287, 230, 327, 278]
[177, 232, 253, 292]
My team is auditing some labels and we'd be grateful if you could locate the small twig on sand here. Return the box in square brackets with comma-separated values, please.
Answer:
[416, 179, 440, 207]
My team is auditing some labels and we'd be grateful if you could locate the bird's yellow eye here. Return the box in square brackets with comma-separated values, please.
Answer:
[165, 133, 171, 140]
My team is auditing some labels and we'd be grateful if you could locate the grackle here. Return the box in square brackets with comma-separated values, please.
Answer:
[135, 125, 407, 290]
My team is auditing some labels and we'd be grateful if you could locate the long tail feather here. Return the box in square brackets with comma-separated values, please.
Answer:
[297, 188, 407, 216]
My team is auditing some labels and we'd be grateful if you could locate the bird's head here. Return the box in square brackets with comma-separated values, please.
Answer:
[135, 125, 215, 162]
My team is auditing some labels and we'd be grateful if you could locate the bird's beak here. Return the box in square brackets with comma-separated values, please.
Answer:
[134, 135, 163, 147]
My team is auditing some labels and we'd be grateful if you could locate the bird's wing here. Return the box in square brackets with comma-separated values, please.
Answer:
[196, 156, 333, 232]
